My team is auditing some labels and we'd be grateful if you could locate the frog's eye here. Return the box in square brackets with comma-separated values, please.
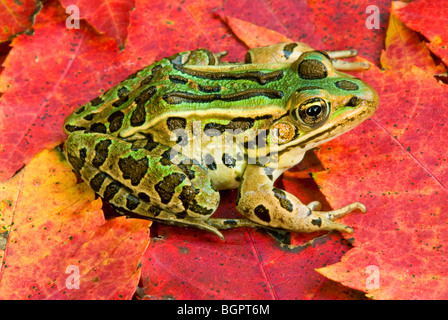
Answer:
[294, 97, 330, 127]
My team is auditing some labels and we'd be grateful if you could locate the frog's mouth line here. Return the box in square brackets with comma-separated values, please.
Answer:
[279, 99, 378, 153]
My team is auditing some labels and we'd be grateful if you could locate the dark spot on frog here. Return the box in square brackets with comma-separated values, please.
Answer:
[155, 172, 186, 204]
[107, 111, 124, 132]
[83, 113, 95, 121]
[166, 117, 187, 131]
[204, 117, 255, 136]
[65, 125, 86, 133]
[179, 186, 214, 215]
[160, 149, 178, 166]
[178, 185, 199, 211]
[130, 86, 157, 127]
[203, 154, 217, 170]
[112, 89, 130, 108]
[223, 219, 238, 226]
[138, 192, 150, 202]
[92, 139, 112, 168]
[244, 52, 252, 63]
[335, 80, 359, 91]
[117, 87, 130, 98]
[345, 96, 360, 107]
[90, 123, 107, 133]
[169, 74, 189, 85]
[175, 131, 189, 147]
[126, 194, 141, 210]
[139, 74, 154, 87]
[298, 59, 327, 79]
[222, 153, 236, 168]
[188, 201, 214, 216]
[254, 204, 271, 223]
[311, 218, 322, 227]
[132, 133, 158, 152]
[67, 147, 87, 173]
[89, 172, 107, 193]
[198, 84, 221, 93]
[167, 117, 188, 146]
[75, 106, 85, 114]
[148, 205, 161, 217]
[103, 181, 122, 201]
[177, 162, 196, 180]
[90, 96, 103, 106]
[272, 188, 294, 212]
[118, 155, 149, 186]
[283, 43, 298, 59]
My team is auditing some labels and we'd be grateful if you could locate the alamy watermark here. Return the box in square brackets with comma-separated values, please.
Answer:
[365, 265, 380, 290]
[365, 5, 380, 30]
[65, 5, 80, 29]
[167, 121, 280, 167]
[65, 265, 80, 289]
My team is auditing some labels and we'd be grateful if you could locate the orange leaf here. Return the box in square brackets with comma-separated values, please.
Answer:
[381, 1, 445, 74]
[0, 149, 151, 299]
[393, 0, 448, 66]
[224, 15, 292, 48]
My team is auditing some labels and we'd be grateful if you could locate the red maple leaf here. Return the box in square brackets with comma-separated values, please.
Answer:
[1, 0, 446, 300]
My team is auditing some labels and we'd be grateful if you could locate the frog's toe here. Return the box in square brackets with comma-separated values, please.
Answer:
[307, 216, 353, 234]
[307, 201, 322, 211]
[327, 221, 354, 234]
[317, 202, 366, 221]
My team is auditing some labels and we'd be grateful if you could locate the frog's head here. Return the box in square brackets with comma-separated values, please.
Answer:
[271, 51, 378, 165]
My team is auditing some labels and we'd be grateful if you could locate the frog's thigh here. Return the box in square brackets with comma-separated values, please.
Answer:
[64, 131, 220, 223]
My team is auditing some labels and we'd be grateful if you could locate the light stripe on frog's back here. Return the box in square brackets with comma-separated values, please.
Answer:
[162, 88, 284, 105]
[173, 63, 285, 85]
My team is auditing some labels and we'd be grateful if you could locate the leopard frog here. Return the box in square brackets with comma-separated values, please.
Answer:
[63, 42, 379, 239]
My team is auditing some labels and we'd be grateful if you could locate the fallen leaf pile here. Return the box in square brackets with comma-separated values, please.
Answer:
[0, 0, 447, 299]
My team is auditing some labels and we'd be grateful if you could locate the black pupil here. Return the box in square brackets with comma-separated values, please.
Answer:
[306, 105, 322, 117]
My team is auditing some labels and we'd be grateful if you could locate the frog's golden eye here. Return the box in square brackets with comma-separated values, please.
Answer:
[294, 97, 330, 127]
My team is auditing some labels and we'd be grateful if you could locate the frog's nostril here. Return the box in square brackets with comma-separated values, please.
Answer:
[345, 96, 359, 107]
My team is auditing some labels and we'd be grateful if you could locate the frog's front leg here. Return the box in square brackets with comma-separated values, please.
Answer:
[236, 165, 365, 234]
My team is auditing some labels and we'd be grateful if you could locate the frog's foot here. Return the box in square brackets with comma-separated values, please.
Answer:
[305, 202, 366, 234]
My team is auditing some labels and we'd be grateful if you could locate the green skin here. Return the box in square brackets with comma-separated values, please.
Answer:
[63, 44, 379, 239]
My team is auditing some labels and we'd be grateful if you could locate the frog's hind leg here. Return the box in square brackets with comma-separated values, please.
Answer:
[64, 130, 223, 237]
[119, 209, 227, 240]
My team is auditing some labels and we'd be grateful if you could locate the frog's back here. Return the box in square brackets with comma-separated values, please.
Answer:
[63, 53, 294, 139]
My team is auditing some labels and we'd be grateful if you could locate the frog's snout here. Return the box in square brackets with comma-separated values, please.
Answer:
[360, 83, 379, 114]
[345, 81, 379, 117]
